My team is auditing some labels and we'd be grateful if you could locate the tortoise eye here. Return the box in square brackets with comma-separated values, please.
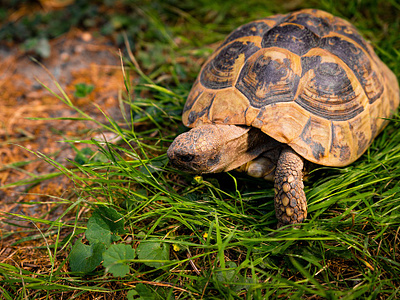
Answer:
[179, 154, 194, 162]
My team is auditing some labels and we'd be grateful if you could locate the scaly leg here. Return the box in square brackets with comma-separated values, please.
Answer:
[274, 148, 307, 227]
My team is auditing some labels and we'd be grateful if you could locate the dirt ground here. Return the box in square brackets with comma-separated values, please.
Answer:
[0, 28, 128, 266]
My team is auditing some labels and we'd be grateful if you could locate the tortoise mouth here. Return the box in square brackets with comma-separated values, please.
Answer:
[167, 155, 206, 174]
[167, 145, 199, 173]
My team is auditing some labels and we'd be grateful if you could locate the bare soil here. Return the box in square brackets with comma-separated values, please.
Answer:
[0, 28, 127, 270]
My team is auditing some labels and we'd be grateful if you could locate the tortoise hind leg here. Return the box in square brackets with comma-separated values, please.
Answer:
[274, 148, 307, 227]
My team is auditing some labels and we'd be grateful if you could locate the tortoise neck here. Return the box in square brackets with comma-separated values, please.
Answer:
[211, 125, 282, 173]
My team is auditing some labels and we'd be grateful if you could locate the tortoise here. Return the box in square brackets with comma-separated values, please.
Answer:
[167, 9, 400, 226]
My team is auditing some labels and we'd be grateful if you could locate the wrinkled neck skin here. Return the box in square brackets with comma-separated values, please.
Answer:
[167, 124, 283, 174]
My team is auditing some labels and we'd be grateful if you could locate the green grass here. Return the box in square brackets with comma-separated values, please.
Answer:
[1, 0, 400, 299]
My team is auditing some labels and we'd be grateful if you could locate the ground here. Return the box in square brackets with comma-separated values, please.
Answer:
[0, 26, 126, 279]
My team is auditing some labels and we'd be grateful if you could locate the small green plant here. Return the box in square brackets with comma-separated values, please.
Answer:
[69, 206, 171, 276]
[136, 240, 170, 269]
[103, 243, 136, 277]
[69, 206, 124, 273]
[74, 83, 94, 98]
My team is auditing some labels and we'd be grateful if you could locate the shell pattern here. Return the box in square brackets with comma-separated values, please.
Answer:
[182, 9, 399, 166]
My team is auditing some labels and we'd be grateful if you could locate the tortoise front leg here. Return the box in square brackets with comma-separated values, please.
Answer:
[274, 147, 307, 227]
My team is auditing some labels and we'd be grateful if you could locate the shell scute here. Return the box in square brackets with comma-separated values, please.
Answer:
[330, 17, 372, 55]
[208, 88, 249, 124]
[284, 9, 333, 37]
[261, 23, 320, 56]
[183, 78, 203, 115]
[320, 34, 384, 103]
[328, 121, 355, 164]
[183, 90, 215, 126]
[297, 116, 331, 161]
[236, 48, 301, 108]
[348, 113, 372, 156]
[256, 102, 310, 144]
[296, 51, 366, 121]
[221, 15, 284, 46]
[200, 38, 261, 90]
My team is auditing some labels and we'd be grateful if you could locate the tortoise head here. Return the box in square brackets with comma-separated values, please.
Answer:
[167, 125, 226, 173]
[167, 124, 272, 174]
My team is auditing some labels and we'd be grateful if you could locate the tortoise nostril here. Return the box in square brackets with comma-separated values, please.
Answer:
[167, 147, 175, 161]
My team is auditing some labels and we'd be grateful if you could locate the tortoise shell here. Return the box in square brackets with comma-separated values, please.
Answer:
[182, 9, 399, 167]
